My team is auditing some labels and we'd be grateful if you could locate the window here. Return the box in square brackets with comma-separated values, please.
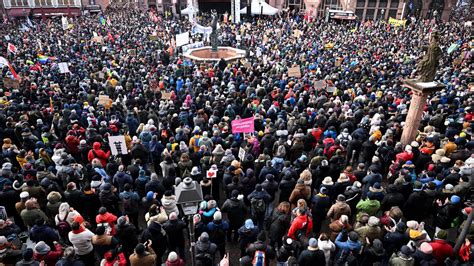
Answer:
[378, 0, 387, 7]
[365, 8, 375, 19]
[390, 0, 399, 8]
[355, 8, 364, 17]
[367, 0, 376, 7]
[388, 8, 397, 18]
[356, 0, 365, 7]
[3, 0, 11, 7]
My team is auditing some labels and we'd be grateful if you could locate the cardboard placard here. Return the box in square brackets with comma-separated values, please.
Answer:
[314, 80, 327, 89]
[335, 57, 343, 67]
[148, 35, 158, 41]
[58, 62, 70, 73]
[3, 78, 20, 89]
[238, 147, 246, 162]
[287, 66, 301, 78]
[98, 95, 110, 106]
[91, 36, 103, 43]
[206, 169, 217, 179]
[161, 92, 172, 100]
[108, 135, 128, 155]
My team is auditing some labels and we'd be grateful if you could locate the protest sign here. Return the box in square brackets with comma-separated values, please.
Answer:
[58, 62, 70, 73]
[108, 135, 128, 155]
[335, 57, 343, 67]
[206, 169, 217, 179]
[231, 117, 254, 133]
[238, 147, 246, 161]
[3, 78, 20, 89]
[388, 17, 406, 27]
[314, 80, 327, 89]
[161, 92, 172, 100]
[148, 35, 158, 41]
[181, 41, 204, 53]
[91, 36, 103, 43]
[175, 32, 190, 47]
[447, 43, 459, 54]
[61, 17, 68, 30]
[287, 66, 301, 78]
[98, 95, 110, 106]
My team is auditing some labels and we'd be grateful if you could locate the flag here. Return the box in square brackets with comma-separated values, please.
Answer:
[99, 16, 106, 26]
[7, 43, 17, 54]
[37, 54, 57, 64]
[0, 56, 20, 80]
[26, 17, 33, 27]
[107, 32, 114, 42]
[49, 97, 54, 112]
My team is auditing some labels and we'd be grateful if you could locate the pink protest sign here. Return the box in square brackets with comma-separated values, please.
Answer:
[231, 117, 255, 133]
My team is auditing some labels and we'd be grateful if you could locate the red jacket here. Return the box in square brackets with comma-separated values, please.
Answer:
[166, 258, 185, 266]
[33, 243, 63, 266]
[96, 212, 118, 235]
[288, 214, 313, 240]
[430, 239, 454, 266]
[65, 135, 80, 154]
[88, 142, 110, 167]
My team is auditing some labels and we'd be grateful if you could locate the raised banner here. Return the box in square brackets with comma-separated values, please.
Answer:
[175, 32, 190, 47]
[108, 135, 128, 155]
[388, 17, 406, 27]
[231, 117, 255, 133]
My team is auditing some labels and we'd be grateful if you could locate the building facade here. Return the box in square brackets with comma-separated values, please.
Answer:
[295, 0, 458, 21]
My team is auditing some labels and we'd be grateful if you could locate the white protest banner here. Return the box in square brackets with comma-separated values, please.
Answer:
[206, 169, 217, 179]
[175, 32, 190, 47]
[61, 16, 68, 30]
[108, 135, 128, 155]
[288, 66, 301, 78]
[238, 147, 246, 161]
[182, 41, 204, 53]
[58, 62, 70, 73]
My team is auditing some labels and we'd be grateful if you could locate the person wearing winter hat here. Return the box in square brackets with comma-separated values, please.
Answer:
[335, 230, 362, 259]
[33, 240, 63, 266]
[389, 245, 415, 265]
[413, 242, 437, 265]
[327, 194, 351, 222]
[162, 211, 187, 258]
[207, 211, 229, 259]
[297, 237, 326, 265]
[429, 229, 454, 265]
[165, 251, 185, 266]
[355, 216, 383, 243]
[129, 240, 157, 266]
[195, 232, 217, 265]
[311, 186, 332, 234]
[16, 248, 39, 266]
[237, 219, 260, 256]
[221, 189, 248, 243]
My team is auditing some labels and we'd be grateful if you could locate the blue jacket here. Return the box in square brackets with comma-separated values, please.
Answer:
[335, 232, 362, 254]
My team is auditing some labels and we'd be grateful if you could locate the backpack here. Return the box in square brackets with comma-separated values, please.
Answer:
[276, 145, 286, 158]
[57, 214, 71, 239]
[294, 215, 309, 245]
[336, 249, 358, 266]
[323, 140, 334, 155]
[122, 195, 139, 215]
[251, 198, 266, 215]
[252, 250, 266, 266]
[210, 225, 226, 244]
[340, 134, 350, 148]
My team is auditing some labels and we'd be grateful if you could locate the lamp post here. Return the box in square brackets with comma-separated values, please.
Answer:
[175, 177, 203, 266]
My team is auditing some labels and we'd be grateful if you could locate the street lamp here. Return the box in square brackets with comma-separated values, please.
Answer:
[175, 177, 203, 266]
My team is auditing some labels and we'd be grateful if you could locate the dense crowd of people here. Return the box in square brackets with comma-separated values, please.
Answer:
[0, 5, 473, 266]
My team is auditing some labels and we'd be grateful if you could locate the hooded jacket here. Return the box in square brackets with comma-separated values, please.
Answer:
[87, 142, 110, 167]
[161, 195, 179, 216]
